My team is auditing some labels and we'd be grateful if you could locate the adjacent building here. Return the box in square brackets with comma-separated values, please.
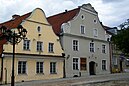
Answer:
[48, 3, 111, 77]
[0, 8, 64, 84]
[104, 26, 129, 73]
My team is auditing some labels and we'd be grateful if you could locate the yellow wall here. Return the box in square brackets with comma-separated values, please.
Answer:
[3, 8, 63, 56]
[1, 56, 64, 83]
[2, 8, 64, 83]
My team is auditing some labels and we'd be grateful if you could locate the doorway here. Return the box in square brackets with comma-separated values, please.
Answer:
[120, 61, 123, 72]
[89, 61, 96, 75]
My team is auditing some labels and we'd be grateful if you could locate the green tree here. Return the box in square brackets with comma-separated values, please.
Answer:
[112, 27, 129, 54]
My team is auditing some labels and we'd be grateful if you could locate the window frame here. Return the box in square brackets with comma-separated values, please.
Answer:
[37, 41, 43, 52]
[73, 57, 80, 70]
[36, 62, 44, 74]
[102, 44, 106, 53]
[72, 39, 79, 51]
[80, 25, 85, 34]
[93, 28, 98, 37]
[81, 14, 85, 20]
[23, 40, 30, 50]
[89, 42, 95, 52]
[48, 43, 54, 53]
[37, 26, 41, 33]
[18, 61, 27, 74]
[93, 18, 97, 24]
[102, 60, 107, 71]
[50, 62, 57, 74]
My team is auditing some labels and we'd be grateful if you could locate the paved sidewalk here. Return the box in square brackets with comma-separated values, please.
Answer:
[1, 73, 129, 86]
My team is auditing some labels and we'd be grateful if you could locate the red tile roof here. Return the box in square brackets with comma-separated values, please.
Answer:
[47, 8, 80, 35]
[0, 12, 31, 51]
[0, 12, 31, 29]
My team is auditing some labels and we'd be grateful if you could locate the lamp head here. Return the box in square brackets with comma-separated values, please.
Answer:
[17, 25, 23, 35]
[22, 29, 27, 37]
[0, 26, 7, 34]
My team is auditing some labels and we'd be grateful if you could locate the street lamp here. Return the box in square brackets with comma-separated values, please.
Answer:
[0, 25, 27, 86]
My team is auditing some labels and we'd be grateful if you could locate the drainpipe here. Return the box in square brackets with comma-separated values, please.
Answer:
[62, 53, 66, 78]
[109, 41, 112, 73]
[4, 68, 7, 84]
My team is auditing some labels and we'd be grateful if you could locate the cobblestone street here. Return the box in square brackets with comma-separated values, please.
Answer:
[1, 73, 129, 86]
[82, 80, 129, 86]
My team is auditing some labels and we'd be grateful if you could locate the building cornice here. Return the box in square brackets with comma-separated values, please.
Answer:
[61, 33, 109, 43]
[3, 52, 65, 60]
[81, 8, 98, 16]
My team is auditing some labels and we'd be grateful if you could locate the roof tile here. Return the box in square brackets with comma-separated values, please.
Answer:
[47, 8, 80, 35]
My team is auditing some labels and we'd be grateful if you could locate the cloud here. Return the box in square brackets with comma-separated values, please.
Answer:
[0, 0, 129, 27]
[102, 0, 125, 3]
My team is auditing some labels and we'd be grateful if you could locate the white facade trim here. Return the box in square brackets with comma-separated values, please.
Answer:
[81, 8, 98, 16]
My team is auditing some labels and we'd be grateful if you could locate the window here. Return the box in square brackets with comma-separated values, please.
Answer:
[102, 60, 106, 70]
[50, 62, 56, 74]
[102, 44, 106, 53]
[72, 40, 79, 51]
[36, 62, 43, 74]
[73, 58, 79, 70]
[81, 14, 85, 20]
[126, 60, 129, 66]
[37, 41, 43, 51]
[18, 61, 26, 74]
[48, 43, 54, 52]
[80, 58, 87, 70]
[80, 25, 85, 34]
[23, 40, 30, 50]
[93, 19, 97, 24]
[93, 29, 98, 37]
[90, 42, 94, 52]
[37, 26, 41, 32]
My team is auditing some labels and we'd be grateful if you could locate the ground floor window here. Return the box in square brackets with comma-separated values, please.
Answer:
[50, 62, 56, 74]
[36, 62, 44, 73]
[73, 58, 79, 70]
[102, 60, 106, 70]
[80, 58, 87, 70]
[18, 61, 27, 74]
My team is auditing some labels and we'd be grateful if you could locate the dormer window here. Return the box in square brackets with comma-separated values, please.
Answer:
[37, 26, 41, 32]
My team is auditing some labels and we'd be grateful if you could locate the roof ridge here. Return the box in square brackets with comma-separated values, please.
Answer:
[0, 12, 32, 26]
[47, 7, 80, 19]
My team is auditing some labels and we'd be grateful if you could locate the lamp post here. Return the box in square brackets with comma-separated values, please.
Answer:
[0, 52, 4, 82]
[0, 25, 27, 86]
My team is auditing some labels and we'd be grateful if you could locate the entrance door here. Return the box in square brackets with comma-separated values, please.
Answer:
[120, 61, 123, 72]
[89, 61, 96, 75]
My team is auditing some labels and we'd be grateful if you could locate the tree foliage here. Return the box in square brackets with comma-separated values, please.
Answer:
[112, 23, 129, 54]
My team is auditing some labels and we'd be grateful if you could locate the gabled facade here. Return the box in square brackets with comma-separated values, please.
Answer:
[48, 3, 110, 77]
[0, 8, 64, 84]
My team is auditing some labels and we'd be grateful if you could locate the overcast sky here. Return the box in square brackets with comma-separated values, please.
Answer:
[0, 0, 129, 27]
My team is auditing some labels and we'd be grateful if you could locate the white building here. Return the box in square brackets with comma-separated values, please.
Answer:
[48, 3, 111, 77]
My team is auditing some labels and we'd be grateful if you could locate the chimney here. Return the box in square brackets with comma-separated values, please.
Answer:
[12, 14, 20, 19]
[65, 10, 67, 12]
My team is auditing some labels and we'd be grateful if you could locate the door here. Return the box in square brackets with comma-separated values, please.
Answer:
[89, 61, 96, 75]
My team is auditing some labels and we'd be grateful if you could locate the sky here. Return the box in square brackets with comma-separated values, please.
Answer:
[0, 0, 129, 27]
